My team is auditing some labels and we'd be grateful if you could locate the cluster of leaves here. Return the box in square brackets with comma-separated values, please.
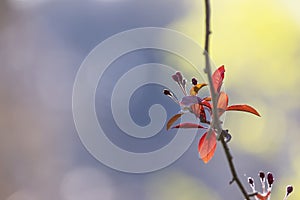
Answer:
[164, 65, 260, 163]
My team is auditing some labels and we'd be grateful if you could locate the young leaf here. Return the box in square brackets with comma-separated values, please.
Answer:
[172, 123, 206, 129]
[217, 92, 228, 116]
[203, 96, 212, 101]
[200, 100, 212, 109]
[167, 113, 183, 130]
[190, 83, 208, 96]
[198, 130, 217, 163]
[190, 103, 200, 118]
[212, 65, 225, 93]
[217, 92, 228, 109]
[190, 103, 210, 124]
[226, 105, 261, 117]
[190, 104, 202, 118]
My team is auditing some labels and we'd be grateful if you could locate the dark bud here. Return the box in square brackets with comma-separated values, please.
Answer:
[221, 130, 231, 143]
[286, 185, 293, 196]
[267, 172, 274, 187]
[259, 171, 265, 181]
[192, 78, 198, 85]
[224, 133, 232, 143]
[163, 89, 172, 96]
[248, 177, 254, 187]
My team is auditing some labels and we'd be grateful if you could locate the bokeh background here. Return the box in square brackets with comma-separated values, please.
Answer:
[1, 0, 300, 199]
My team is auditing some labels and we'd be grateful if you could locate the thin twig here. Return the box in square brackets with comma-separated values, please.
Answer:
[248, 192, 258, 197]
[203, 0, 221, 135]
[220, 131, 250, 200]
[202, 1, 251, 199]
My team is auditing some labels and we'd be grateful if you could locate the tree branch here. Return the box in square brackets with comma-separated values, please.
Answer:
[220, 131, 250, 200]
[202, 1, 251, 199]
[203, 0, 221, 134]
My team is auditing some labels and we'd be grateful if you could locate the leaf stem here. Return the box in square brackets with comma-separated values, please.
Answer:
[202, 1, 251, 199]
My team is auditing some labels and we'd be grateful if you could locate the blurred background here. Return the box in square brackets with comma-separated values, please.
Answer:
[1, 0, 300, 199]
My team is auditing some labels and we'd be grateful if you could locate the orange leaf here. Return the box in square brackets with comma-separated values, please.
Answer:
[203, 96, 211, 101]
[226, 105, 261, 117]
[166, 113, 183, 130]
[217, 92, 228, 116]
[212, 65, 225, 93]
[190, 83, 208, 96]
[198, 130, 217, 163]
[172, 123, 206, 129]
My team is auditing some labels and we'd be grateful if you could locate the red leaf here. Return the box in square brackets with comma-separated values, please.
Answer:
[212, 65, 225, 93]
[190, 103, 201, 118]
[167, 113, 183, 130]
[199, 105, 208, 124]
[190, 104, 210, 124]
[200, 100, 212, 109]
[190, 104, 202, 117]
[226, 104, 261, 117]
[255, 191, 271, 200]
[198, 130, 217, 163]
[217, 92, 228, 116]
[172, 123, 206, 129]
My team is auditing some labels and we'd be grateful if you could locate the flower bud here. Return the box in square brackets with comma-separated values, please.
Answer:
[286, 185, 293, 196]
[248, 177, 254, 187]
[267, 172, 274, 187]
[175, 71, 183, 82]
[259, 171, 265, 181]
[172, 74, 179, 82]
[192, 78, 198, 85]
[163, 89, 172, 96]
[182, 79, 187, 86]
